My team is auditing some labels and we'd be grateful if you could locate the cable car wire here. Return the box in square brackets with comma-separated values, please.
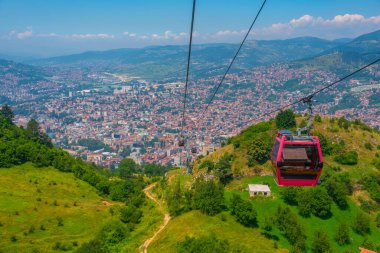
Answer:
[246, 57, 380, 124]
[180, 0, 197, 136]
[197, 0, 267, 119]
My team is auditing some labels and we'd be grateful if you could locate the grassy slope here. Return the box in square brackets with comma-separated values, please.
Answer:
[149, 210, 287, 253]
[0, 163, 118, 253]
[123, 193, 163, 252]
[175, 117, 380, 252]
[227, 176, 380, 253]
[194, 117, 380, 179]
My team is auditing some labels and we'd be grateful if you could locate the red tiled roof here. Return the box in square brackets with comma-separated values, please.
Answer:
[359, 247, 377, 253]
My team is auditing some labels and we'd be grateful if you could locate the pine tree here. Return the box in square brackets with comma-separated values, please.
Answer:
[0, 104, 14, 124]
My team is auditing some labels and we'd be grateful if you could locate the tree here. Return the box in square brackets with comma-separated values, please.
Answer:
[275, 109, 296, 129]
[312, 230, 331, 253]
[199, 160, 214, 173]
[192, 176, 224, 216]
[314, 132, 332, 155]
[324, 178, 348, 209]
[117, 158, 137, 178]
[376, 213, 380, 228]
[120, 205, 142, 225]
[215, 153, 233, 185]
[353, 212, 370, 235]
[274, 205, 306, 250]
[0, 104, 14, 124]
[96, 221, 128, 246]
[26, 119, 41, 138]
[26, 119, 53, 148]
[297, 189, 313, 217]
[280, 187, 301, 205]
[247, 137, 270, 165]
[166, 179, 183, 217]
[336, 222, 350, 246]
[230, 194, 258, 227]
[297, 188, 332, 218]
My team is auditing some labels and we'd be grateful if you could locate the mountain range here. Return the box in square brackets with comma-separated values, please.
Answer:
[21, 29, 379, 80]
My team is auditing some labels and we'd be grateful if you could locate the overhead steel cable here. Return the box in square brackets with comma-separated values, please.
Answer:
[180, 0, 197, 135]
[197, 0, 267, 119]
[245, 57, 380, 124]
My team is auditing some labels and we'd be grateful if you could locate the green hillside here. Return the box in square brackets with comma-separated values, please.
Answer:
[152, 115, 380, 253]
[0, 106, 164, 253]
[0, 164, 117, 253]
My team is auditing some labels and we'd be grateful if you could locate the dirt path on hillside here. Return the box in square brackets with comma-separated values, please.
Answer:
[139, 182, 171, 253]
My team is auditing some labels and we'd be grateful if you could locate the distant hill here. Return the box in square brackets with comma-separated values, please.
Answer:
[0, 59, 51, 105]
[29, 37, 344, 80]
[293, 29, 380, 72]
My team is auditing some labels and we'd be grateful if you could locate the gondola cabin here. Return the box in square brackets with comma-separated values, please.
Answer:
[270, 130, 323, 186]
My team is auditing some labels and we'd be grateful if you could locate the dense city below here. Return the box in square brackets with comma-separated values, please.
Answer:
[1, 30, 379, 168]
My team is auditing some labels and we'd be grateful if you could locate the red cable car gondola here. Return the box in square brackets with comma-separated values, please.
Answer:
[270, 96, 323, 186]
[270, 130, 323, 186]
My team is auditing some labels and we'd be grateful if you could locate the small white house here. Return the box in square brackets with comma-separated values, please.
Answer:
[248, 184, 271, 197]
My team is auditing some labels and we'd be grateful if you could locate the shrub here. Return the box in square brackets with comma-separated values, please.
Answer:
[364, 142, 373, 150]
[314, 132, 332, 155]
[177, 235, 230, 253]
[56, 216, 64, 226]
[199, 160, 214, 172]
[336, 223, 350, 245]
[232, 140, 240, 149]
[353, 212, 370, 235]
[29, 225, 35, 234]
[334, 151, 358, 165]
[338, 116, 350, 130]
[76, 239, 107, 253]
[97, 221, 128, 244]
[314, 114, 322, 123]
[120, 205, 142, 225]
[312, 230, 331, 253]
[52, 242, 73, 251]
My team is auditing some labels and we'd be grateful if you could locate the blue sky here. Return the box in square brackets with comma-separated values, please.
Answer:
[0, 0, 379, 57]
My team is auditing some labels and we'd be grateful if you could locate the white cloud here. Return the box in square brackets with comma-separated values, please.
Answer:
[8, 28, 115, 40]
[206, 13, 380, 42]
[64, 33, 115, 39]
[289, 15, 314, 26]
[257, 13, 380, 39]
[215, 30, 240, 36]
[123, 32, 137, 37]
[9, 27, 33, 39]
